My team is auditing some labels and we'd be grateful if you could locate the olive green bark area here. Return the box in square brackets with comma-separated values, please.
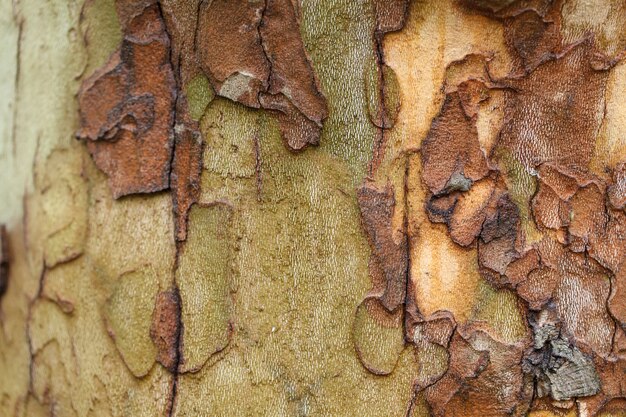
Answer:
[177, 204, 234, 373]
[173, 97, 419, 416]
[364, 60, 402, 129]
[353, 303, 405, 375]
[495, 149, 542, 243]
[185, 74, 214, 122]
[80, 0, 122, 78]
[105, 269, 160, 377]
[298, 0, 381, 177]
[470, 280, 528, 344]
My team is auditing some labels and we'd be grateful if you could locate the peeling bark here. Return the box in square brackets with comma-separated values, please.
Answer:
[77, 1, 176, 198]
[2, 0, 626, 416]
[197, 0, 328, 151]
[356, 0, 626, 415]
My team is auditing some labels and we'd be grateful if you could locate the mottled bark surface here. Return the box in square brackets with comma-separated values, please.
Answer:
[1, 0, 626, 416]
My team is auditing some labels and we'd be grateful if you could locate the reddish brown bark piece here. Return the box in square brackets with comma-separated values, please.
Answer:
[0, 226, 8, 299]
[357, 183, 407, 313]
[421, 92, 490, 196]
[579, 327, 626, 414]
[532, 182, 570, 230]
[159, 0, 203, 86]
[196, 0, 268, 109]
[406, 310, 456, 349]
[499, 41, 609, 173]
[373, 0, 408, 34]
[568, 184, 608, 251]
[422, 327, 532, 417]
[77, 1, 176, 198]
[504, 248, 540, 287]
[422, 331, 489, 414]
[151, 289, 181, 373]
[196, 0, 328, 151]
[478, 194, 524, 283]
[503, 10, 562, 74]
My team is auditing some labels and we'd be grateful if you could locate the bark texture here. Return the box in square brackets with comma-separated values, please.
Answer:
[0, 0, 626, 416]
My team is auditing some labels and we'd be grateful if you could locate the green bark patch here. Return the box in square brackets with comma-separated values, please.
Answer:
[185, 74, 214, 122]
[104, 269, 159, 378]
[352, 301, 405, 375]
[177, 203, 234, 373]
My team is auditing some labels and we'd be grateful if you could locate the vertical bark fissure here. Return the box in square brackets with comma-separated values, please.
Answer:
[156, 0, 178, 191]
[155, 2, 185, 415]
[166, 281, 182, 417]
[402, 155, 411, 342]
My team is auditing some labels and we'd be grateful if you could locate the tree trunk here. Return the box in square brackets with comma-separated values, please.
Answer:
[1, 0, 625, 416]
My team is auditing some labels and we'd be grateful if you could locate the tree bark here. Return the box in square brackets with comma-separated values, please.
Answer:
[1, 0, 626, 416]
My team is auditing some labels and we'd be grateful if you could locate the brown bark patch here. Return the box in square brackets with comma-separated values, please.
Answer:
[372, 0, 409, 34]
[77, 1, 176, 198]
[608, 163, 626, 210]
[151, 289, 181, 373]
[357, 182, 408, 313]
[421, 92, 491, 196]
[422, 327, 532, 417]
[196, 0, 328, 151]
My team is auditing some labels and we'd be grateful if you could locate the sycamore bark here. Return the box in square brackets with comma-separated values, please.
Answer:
[1, 1, 625, 416]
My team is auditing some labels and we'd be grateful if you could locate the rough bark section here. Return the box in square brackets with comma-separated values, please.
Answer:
[196, 0, 328, 151]
[414, 1, 625, 414]
[77, 0, 330, 241]
[77, 1, 176, 198]
[523, 310, 601, 401]
[359, 0, 626, 415]
[357, 183, 408, 313]
[422, 328, 531, 417]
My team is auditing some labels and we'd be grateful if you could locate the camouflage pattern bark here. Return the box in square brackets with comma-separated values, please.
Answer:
[0, 0, 625, 416]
